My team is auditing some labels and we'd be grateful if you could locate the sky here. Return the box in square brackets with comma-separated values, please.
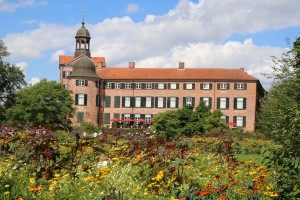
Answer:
[0, 0, 300, 90]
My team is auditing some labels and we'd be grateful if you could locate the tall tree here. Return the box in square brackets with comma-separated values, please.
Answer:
[6, 79, 75, 129]
[258, 36, 300, 199]
[0, 40, 26, 121]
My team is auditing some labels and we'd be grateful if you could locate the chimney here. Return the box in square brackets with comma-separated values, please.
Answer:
[178, 62, 185, 69]
[240, 67, 244, 72]
[129, 61, 135, 69]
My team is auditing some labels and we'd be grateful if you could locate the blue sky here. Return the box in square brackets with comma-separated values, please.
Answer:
[0, 0, 299, 90]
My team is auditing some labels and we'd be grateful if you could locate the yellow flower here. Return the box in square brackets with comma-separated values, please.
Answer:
[249, 170, 256, 175]
[269, 192, 279, 197]
[4, 191, 10, 195]
[54, 174, 60, 178]
[29, 177, 35, 184]
[267, 184, 273, 190]
[171, 197, 180, 200]
[0, 169, 3, 174]
[152, 170, 164, 181]
[4, 184, 10, 188]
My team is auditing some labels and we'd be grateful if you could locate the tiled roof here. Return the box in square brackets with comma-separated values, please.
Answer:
[59, 55, 106, 66]
[96, 67, 257, 81]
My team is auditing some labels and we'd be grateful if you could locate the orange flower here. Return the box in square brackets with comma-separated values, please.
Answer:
[219, 184, 228, 192]
[208, 187, 217, 193]
[215, 175, 221, 180]
[199, 190, 209, 196]
[253, 188, 259, 192]
[29, 185, 42, 192]
[219, 194, 227, 199]
[229, 179, 236, 185]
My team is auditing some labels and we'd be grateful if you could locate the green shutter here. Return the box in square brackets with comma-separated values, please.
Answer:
[234, 98, 237, 109]
[217, 98, 220, 109]
[85, 80, 88, 86]
[96, 95, 99, 107]
[183, 97, 186, 105]
[75, 94, 78, 105]
[192, 97, 195, 107]
[122, 97, 125, 107]
[155, 97, 158, 108]
[176, 83, 179, 90]
[234, 83, 237, 89]
[141, 97, 146, 107]
[226, 98, 229, 109]
[200, 84, 203, 89]
[217, 83, 220, 89]
[192, 83, 195, 89]
[244, 83, 247, 90]
[114, 113, 120, 119]
[183, 83, 186, 90]
[167, 97, 170, 108]
[114, 96, 120, 108]
[209, 84, 213, 90]
[151, 97, 155, 108]
[176, 97, 179, 108]
[130, 97, 135, 107]
[243, 116, 246, 127]
[105, 96, 111, 108]
[233, 116, 237, 124]
[104, 113, 110, 124]
[227, 83, 230, 89]
[84, 94, 87, 105]
[243, 98, 247, 109]
[209, 98, 212, 109]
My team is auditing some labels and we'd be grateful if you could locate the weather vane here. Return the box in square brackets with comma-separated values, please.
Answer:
[82, 0, 85, 23]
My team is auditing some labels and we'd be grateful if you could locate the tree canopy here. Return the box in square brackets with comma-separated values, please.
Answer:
[258, 36, 300, 199]
[0, 40, 26, 122]
[6, 79, 75, 129]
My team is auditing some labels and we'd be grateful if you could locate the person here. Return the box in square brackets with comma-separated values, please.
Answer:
[93, 131, 98, 138]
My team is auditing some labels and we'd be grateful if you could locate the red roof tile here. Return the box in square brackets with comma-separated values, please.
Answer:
[59, 55, 106, 66]
[96, 67, 257, 81]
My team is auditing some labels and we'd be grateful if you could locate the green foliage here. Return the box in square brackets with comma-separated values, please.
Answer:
[0, 40, 26, 121]
[6, 79, 74, 129]
[152, 102, 227, 139]
[259, 36, 300, 199]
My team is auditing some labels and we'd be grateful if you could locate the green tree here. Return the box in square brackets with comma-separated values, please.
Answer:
[6, 79, 75, 129]
[0, 40, 26, 122]
[204, 109, 227, 132]
[191, 101, 212, 134]
[258, 37, 300, 199]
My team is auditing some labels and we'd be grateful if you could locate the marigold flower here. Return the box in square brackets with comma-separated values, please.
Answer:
[4, 184, 10, 188]
[269, 192, 279, 197]
[29, 185, 42, 192]
[199, 190, 209, 196]
[219, 184, 228, 192]
[29, 177, 35, 184]
[219, 194, 227, 199]
[208, 187, 217, 193]
[4, 191, 10, 195]
[229, 179, 236, 185]
[17, 196, 24, 200]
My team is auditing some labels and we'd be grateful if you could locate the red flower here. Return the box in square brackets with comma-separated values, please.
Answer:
[208, 187, 217, 193]
[215, 175, 221, 180]
[219, 184, 228, 192]
[198, 190, 209, 196]
[229, 179, 236, 185]
[45, 151, 52, 158]
[219, 194, 227, 199]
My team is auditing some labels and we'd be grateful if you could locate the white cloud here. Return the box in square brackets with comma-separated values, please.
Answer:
[0, 0, 46, 12]
[3, 0, 300, 90]
[125, 3, 141, 13]
[15, 61, 28, 71]
[50, 49, 66, 62]
[29, 77, 40, 85]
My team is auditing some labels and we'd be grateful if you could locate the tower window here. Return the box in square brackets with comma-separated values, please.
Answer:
[76, 80, 87, 86]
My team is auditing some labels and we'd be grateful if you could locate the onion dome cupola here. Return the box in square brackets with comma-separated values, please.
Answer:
[75, 21, 91, 58]
[68, 54, 98, 79]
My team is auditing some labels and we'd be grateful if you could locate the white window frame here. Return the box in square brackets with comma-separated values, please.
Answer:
[135, 114, 140, 123]
[125, 97, 131, 107]
[220, 98, 227, 109]
[125, 83, 131, 89]
[237, 83, 244, 90]
[158, 83, 164, 90]
[135, 97, 141, 108]
[202, 97, 210, 107]
[105, 82, 111, 89]
[124, 113, 130, 119]
[78, 80, 86, 86]
[170, 97, 176, 108]
[145, 114, 151, 124]
[135, 83, 142, 89]
[220, 83, 227, 90]
[236, 98, 244, 109]
[186, 97, 193, 106]
[78, 94, 85, 105]
[186, 83, 193, 90]
[146, 83, 152, 89]
[236, 116, 244, 127]
[65, 71, 71, 77]
[170, 83, 177, 90]
[115, 83, 120, 89]
[203, 83, 210, 90]
[146, 97, 152, 108]
[157, 97, 164, 108]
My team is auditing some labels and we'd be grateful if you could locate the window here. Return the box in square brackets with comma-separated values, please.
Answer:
[146, 97, 152, 108]
[135, 83, 142, 89]
[63, 71, 71, 78]
[135, 97, 141, 107]
[104, 113, 110, 124]
[202, 83, 210, 90]
[170, 97, 177, 108]
[157, 97, 164, 108]
[220, 116, 229, 124]
[115, 83, 120, 89]
[77, 112, 84, 123]
[64, 84, 68, 89]
[201, 97, 211, 108]
[219, 83, 229, 90]
[234, 97, 246, 109]
[145, 114, 152, 124]
[125, 97, 131, 107]
[125, 83, 131, 89]
[217, 97, 229, 109]
[157, 83, 164, 90]
[105, 82, 111, 89]
[146, 83, 152, 89]
[75, 94, 87, 106]
[135, 114, 140, 123]
[185, 83, 194, 90]
[170, 83, 177, 90]
[184, 97, 195, 107]
[234, 116, 246, 127]
[76, 80, 87, 86]
[235, 83, 247, 90]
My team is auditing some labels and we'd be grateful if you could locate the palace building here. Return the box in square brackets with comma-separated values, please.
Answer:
[59, 22, 265, 131]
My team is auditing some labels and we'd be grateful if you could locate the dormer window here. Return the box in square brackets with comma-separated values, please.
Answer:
[105, 82, 111, 89]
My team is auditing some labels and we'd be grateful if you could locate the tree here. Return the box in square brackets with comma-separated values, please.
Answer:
[204, 109, 227, 132]
[0, 40, 26, 121]
[258, 36, 300, 199]
[6, 79, 75, 129]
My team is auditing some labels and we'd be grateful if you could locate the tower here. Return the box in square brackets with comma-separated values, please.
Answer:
[75, 21, 91, 58]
